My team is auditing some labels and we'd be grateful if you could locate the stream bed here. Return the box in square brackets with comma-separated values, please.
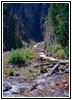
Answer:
[3, 43, 69, 97]
[3, 72, 69, 97]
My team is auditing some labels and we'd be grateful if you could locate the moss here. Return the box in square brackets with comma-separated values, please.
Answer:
[31, 72, 41, 77]
[46, 59, 51, 62]
[46, 73, 51, 77]
[4, 70, 10, 75]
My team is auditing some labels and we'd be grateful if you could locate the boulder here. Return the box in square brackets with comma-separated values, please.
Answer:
[15, 72, 20, 77]
[3, 83, 12, 92]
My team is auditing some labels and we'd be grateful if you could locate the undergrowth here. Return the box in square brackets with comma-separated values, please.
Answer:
[8, 48, 37, 66]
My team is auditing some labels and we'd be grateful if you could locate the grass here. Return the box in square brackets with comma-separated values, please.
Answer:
[4, 65, 15, 76]
[3, 47, 38, 75]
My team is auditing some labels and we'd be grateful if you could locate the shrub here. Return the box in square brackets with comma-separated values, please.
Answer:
[4, 67, 15, 76]
[9, 67, 14, 76]
[56, 50, 65, 59]
[4, 70, 10, 75]
[16, 40, 23, 48]
[8, 48, 37, 66]
[26, 43, 30, 47]
[48, 44, 67, 59]
[64, 46, 69, 58]
[8, 49, 26, 66]
[52, 44, 62, 53]
[24, 48, 36, 59]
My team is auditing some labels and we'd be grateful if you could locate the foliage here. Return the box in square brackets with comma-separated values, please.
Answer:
[31, 72, 41, 77]
[16, 40, 23, 48]
[47, 3, 69, 57]
[48, 44, 67, 59]
[9, 67, 15, 76]
[52, 44, 62, 53]
[26, 43, 30, 48]
[40, 17, 45, 24]
[4, 70, 10, 75]
[56, 49, 66, 59]
[4, 65, 15, 75]
[3, 3, 17, 50]
[8, 49, 26, 66]
[8, 48, 37, 66]
[24, 48, 36, 59]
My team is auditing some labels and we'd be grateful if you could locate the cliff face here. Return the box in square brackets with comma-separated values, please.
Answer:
[3, 3, 56, 52]
[43, 21, 57, 51]
[3, 3, 50, 51]
[11, 3, 50, 41]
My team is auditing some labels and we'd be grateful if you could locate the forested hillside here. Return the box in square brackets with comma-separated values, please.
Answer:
[45, 3, 69, 57]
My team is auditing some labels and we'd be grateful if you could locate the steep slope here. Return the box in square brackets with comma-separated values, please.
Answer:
[3, 3, 50, 51]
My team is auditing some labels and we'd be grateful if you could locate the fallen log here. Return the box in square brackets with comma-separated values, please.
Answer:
[34, 60, 69, 68]
[59, 62, 69, 65]
[46, 64, 59, 76]
[34, 63, 50, 68]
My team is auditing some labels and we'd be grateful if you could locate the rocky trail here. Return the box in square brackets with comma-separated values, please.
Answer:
[3, 43, 69, 97]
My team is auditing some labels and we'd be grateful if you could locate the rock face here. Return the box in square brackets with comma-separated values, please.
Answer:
[3, 3, 50, 51]
[42, 21, 57, 52]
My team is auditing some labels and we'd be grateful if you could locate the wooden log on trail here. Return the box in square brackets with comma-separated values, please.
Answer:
[59, 62, 69, 65]
[34, 60, 69, 68]
[46, 64, 59, 76]
[34, 63, 50, 68]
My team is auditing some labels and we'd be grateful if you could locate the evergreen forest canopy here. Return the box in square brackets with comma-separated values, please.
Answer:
[3, 3, 69, 57]
[47, 3, 69, 57]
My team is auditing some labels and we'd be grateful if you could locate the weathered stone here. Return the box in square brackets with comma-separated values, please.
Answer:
[3, 83, 12, 92]
[15, 72, 20, 77]
[40, 67, 48, 73]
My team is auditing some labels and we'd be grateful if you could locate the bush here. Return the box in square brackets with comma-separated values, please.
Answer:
[52, 44, 62, 53]
[4, 66, 15, 76]
[24, 48, 36, 59]
[26, 43, 30, 47]
[9, 67, 14, 76]
[64, 46, 69, 58]
[8, 48, 37, 66]
[56, 50, 65, 59]
[16, 40, 23, 48]
[4, 70, 10, 75]
[8, 49, 26, 66]
[48, 44, 67, 59]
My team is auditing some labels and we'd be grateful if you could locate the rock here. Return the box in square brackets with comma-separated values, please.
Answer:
[3, 83, 12, 92]
[48, 64, 53, 68]
[64, 68, 69, 73]
[19, 88, 26, 93]
[15, 72, 20, 77]
[9, 72, 14, 76]
[10, 86, 19, 94]
[37, 85, 44, 90]
[40, 67, 48, 73]
[29, 69, 34, 73]
[37, 79, 45, 84]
